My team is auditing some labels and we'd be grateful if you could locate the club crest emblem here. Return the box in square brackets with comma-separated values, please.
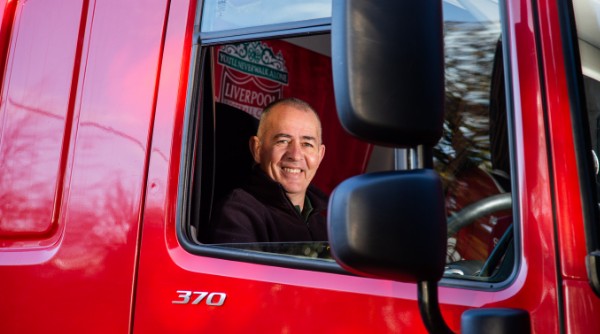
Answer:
[216, 41, 289, 118]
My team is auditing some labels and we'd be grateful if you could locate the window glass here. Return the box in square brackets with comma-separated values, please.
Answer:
[439, 0, 512, 281]
[201, 0, 331, 33]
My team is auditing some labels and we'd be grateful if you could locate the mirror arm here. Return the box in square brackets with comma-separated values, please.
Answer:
[409, 145, 447, 333]
[402, 145, 434, 170]
[418, 280, 454, 334]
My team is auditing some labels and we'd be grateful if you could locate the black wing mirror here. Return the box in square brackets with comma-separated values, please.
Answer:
[332, 0, 444, 147]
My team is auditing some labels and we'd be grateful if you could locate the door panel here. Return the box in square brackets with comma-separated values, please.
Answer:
[0, 0, 169, 332]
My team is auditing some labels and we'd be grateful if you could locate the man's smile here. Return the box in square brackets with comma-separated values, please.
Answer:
[282, 167, 302, 174]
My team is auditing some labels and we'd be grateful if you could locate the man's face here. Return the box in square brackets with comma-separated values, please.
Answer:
[251, 104, 325, 205]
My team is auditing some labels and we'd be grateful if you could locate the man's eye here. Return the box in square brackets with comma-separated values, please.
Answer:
[302, 142, 314, 148]
[276, 139, 289, 145]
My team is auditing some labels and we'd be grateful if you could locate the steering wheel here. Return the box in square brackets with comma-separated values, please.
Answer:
[445, 192, 513, 278]
[447, 193, 512, 237]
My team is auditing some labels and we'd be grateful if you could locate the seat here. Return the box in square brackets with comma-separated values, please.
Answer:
[197, 102, 258, 243]
[213, 102, 259, 205]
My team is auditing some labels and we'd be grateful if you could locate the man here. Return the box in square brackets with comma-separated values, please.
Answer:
[209, 98, 327, 243]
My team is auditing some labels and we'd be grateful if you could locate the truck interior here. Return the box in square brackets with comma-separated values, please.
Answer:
[180, 0, 517, 284]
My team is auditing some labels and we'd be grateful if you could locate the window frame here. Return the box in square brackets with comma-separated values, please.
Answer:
[175, 0, 522, 291]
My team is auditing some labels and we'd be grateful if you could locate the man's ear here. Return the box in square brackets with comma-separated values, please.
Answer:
[249, 136, 261, 163]
[318, 144, 326, 164]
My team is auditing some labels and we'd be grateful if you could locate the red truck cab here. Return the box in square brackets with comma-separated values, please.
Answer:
[1, 0, 600, 333]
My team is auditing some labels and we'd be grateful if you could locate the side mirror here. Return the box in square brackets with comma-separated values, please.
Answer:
[332, 0, 444, 147]
[328, 170, 446, 282]
[328, 170, 452, 333]
[331, 1, 448, 332]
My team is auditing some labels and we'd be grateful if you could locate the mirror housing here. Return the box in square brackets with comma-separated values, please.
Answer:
[328, 170, 447, 282]
[332, 0, 444, 147]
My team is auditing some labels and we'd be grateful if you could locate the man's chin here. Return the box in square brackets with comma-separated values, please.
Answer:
[282, 185, 306, 196]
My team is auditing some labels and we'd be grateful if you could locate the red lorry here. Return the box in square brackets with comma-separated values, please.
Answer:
[2, 0, 600, 332]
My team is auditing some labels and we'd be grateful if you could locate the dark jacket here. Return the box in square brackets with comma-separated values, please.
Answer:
[209, 166, 328, 243]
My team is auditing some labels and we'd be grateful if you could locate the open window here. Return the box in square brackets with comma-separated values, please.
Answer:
[191, 35, 374, 258]
[178, 0, 516, 283]
[179, 6, 377, 266]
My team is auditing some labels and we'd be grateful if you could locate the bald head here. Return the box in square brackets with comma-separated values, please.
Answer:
[257, 98, 323, 143]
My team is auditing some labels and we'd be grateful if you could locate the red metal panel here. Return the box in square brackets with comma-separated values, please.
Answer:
[0, 0, 81, 237]
[536, 0, 589, 280]
[0, 0, 7, 30]
[563, 280, 600, 333]
[0, 0, 17, 90]
[0, 0, 169, 332]
[536, 0, 600, 331]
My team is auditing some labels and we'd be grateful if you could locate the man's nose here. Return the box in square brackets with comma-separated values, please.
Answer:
[285, 141, 302, 160]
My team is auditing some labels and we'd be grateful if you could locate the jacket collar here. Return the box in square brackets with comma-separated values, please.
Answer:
[244, 165, 328, 214]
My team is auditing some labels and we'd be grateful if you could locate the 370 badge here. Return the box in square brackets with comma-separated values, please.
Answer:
[172, 290, 227, 306]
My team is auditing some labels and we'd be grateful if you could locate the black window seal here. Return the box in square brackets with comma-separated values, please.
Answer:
[196, 18, 331, 46]
[497, 0, 523, 294]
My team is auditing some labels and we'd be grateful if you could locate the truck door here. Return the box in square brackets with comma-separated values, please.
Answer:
[133, 0, 564, 332]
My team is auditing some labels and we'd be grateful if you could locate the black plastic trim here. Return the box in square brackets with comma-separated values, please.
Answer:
[196, 19, 330, 46]
[180, 236, 348, 275]
[418, 281, 454, 334]
[461, 308, 531, 334]
[499, 0, 524, 293]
